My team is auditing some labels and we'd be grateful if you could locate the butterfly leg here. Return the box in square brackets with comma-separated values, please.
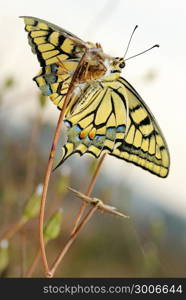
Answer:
[56, 57, 70, 72]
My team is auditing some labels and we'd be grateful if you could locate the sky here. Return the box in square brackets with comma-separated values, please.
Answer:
[0, 0, 186, 217]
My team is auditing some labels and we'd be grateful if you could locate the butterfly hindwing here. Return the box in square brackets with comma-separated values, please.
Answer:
[33, 63, 73, 108]
[56, 80, 128, 167]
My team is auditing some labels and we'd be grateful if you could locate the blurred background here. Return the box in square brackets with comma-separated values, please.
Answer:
[0, 0, 186, 277]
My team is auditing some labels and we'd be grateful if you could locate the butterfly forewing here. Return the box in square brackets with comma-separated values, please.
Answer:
[110, 78, 170, 177]
[21, 16, 86, 65]
[21, 16, 87, 109]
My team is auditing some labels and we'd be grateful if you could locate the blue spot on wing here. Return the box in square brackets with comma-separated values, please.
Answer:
[74, 125, 82, 132]
[85, 135, 91, 141]
[117, 125, 126, 132]
[106, 127, 116, 140]
[40, 85, 52, 96]
[107, 127, 114, 132]
[93, 135, 105, 147]
[94, 135, 104, 141]
[44, 73, 57, 84]
[51, 64, 58, 73]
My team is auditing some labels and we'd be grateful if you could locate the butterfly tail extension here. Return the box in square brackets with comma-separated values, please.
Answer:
[53, 143, 75, 171]
[53, 121, 89, 170]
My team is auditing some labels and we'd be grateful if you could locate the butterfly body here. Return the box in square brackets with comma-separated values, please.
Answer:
[21, 16, 170, 177]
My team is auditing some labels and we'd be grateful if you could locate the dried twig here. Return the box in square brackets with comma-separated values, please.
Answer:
[68, 187, 129, 218]
[26, 154, 106, 277]
[26, 247, 41, 277]
[46, 184, 129, 277]
[0, 218, 27, 243]
[71, 153, 106, 235]
[47, 203, 99, 278]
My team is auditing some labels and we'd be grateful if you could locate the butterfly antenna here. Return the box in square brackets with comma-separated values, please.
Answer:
[123, 25, 138, 59]
[125, 44, 159, 61]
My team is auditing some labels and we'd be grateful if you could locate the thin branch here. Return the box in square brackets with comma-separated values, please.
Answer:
[20, 229, 27, 277]
[48, 204, 99, 278]
[39, 51, 88, 276]
[27, 154, 106, 277]
[39, 112, 65, 274]
[68, 187, 129, 218]
[71, 153, 106, 235]
[45, 154, 106, 277]
[26, 247, 41, 277]
[0, 217, 27, 243]
[86, 153, 107, 195]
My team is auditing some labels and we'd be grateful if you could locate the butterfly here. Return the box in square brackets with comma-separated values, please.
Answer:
[21, 16, 170, 178]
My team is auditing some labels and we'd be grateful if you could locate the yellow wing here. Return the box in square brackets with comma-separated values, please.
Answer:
[21, 16, 87, 109]
[56, 78, 170, 178]
[111, 77, 170, 177]
[54, 80, 128, 168]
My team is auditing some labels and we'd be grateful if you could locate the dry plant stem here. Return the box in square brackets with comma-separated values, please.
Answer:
[86, 153, 106, 195]
[39, 112, 66, 274]
[0, 217, 26, 243]
[71, 153, 106, 235]
[26, 247, 41, 277]
[27, 154, 106, 277]
[48, 204, 99, 278]
[39, 51, 88, 275]
[20, 230, 27, 277]
[68, 187, 129, 218]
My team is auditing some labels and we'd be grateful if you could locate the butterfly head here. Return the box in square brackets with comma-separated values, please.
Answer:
[103, 57, 125, 81]
[112, 57, 125, 71]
